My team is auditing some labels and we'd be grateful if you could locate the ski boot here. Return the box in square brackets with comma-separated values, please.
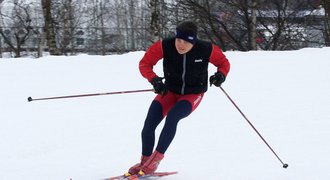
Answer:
[138, 151, 164, 176]
[124, 155, 150, 177]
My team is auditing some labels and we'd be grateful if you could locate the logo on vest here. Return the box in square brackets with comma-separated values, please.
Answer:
[194, 59, 203, 63]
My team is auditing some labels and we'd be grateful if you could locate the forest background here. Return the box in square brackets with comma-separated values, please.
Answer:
[0, 0, 329, 58]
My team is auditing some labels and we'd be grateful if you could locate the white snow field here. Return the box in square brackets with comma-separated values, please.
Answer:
[1, 48, 330, 180]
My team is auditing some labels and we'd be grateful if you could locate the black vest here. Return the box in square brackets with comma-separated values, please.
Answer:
[162, 37, 212, 94]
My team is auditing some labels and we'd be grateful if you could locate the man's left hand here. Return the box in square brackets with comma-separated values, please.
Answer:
[209, 72, 226, 87]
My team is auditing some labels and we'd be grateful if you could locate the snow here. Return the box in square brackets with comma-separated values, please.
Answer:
[1, 48, 330, 180]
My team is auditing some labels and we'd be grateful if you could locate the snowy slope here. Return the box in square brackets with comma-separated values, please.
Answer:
[1, 48, 330, 180]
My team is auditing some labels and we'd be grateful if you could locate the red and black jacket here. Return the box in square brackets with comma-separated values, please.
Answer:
[139, 37, 230, 95]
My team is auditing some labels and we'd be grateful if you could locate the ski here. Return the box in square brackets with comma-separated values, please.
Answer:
[103, 171, 178, 180]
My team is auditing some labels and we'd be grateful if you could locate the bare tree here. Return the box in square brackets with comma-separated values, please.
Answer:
[0, 1, 4, 57]
[175, 0, 324, 51]
[41, 0, 60, 55]
[250, 0, 257, 50]
[175, 0, 248, 51]
[2, 0, 326, 56]
[0, 1, 34, 57]
[53, 0, 77, 55]
[59, 0, 85, 55]
[108, 0, 155, 51]
[256, 0, 322, 50]
[128, 0, 136, 49]
[84, 0, 117, 54]
[322, 0, 330, 46]
[150, 0, 161, 42]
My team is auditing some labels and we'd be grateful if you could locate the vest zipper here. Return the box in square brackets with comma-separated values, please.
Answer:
[181, 54, 187, 94]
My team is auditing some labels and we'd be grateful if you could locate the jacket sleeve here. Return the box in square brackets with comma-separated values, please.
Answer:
[209, 44, 230, 76]
[139, 41, 164, 82]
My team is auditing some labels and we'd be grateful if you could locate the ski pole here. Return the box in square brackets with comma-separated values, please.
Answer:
[27, 88, 154, 102]
[219, 86, 288, 168]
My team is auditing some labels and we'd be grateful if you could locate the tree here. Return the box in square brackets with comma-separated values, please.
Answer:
[41, 0, 60, 55]
[322, 0, 330, 46]
[173, 0, 324, 51]
[0, 1, 34, 57]
[256, 0, 322, 50]
[250, 0, 257, 50]
[2, 0, 326, 56]
[128, 0, 136, 49]
[53, 0, 78, 55]
[175, 0, 251, 51]
[150, 0, 161, 42]
[0, 1, 5, 57]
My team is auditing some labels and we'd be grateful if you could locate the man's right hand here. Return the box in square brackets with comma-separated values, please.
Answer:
[151, 77, 167, 95]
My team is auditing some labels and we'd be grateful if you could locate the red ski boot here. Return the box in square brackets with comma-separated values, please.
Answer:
[138, 151, 164, 176]
[126, 155, 150, 176]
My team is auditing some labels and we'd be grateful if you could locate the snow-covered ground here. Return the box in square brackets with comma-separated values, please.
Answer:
[1, 48, 330, 180]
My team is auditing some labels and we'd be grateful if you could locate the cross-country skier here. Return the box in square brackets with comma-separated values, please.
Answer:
[126, 21, 230, 177]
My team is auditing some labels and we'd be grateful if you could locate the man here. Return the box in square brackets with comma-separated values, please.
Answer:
[127, 21, 230, 176]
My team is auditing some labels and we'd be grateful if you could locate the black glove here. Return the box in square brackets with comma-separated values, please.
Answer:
[209, 72, 226, 87]
[151, 77, 167, 95]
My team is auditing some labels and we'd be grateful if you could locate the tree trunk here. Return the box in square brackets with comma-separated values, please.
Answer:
[250, 0, 257, 50]
[0, 35, 2, 58]
[38, 31, 46, 58]
[15, 35, 21, 58]
[41, 0, 60, 55]
[324, 0, 330, 46]
[129, 0, 136, 49]
[150, 0, 161, 43]
[100, 0, 106, 55]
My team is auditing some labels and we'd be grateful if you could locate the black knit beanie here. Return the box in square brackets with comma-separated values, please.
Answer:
[176, 21, 198, 44]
